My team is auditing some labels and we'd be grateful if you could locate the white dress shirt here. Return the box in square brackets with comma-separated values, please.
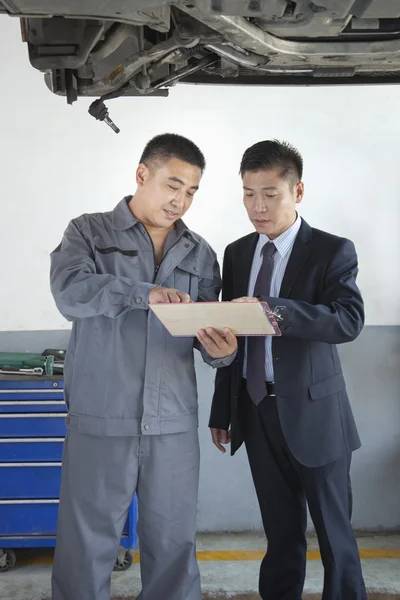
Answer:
[243, 215, 302, 382]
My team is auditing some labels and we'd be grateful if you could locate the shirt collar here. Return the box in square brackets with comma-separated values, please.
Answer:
[111, 196, 190, 239]
[111, 196, 139, 230]
[257, 214, 302, 258]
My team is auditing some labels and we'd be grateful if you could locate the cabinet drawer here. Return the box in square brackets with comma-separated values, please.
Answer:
[0, 500, 59, 536]
[0, 380, 63, 401]
[0, 389, 64, 401]
[0, 500, 135, 541]
[0, 414, 67, 438]
[0, 439, 64, 462]
[0, 464, 62, 499]
[0, 401, 67, 413]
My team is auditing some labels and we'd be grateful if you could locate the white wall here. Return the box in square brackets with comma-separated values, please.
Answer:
[1, 18, 400, 331]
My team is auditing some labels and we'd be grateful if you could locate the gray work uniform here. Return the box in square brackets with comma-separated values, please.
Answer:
[49, 197, 234, 600]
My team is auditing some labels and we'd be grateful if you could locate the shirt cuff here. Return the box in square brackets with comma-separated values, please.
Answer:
[128, 282, 157, 309]
[206, 346, 238, 369]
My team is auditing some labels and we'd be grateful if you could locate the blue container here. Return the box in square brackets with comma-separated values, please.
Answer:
[0, 376, 138, 565]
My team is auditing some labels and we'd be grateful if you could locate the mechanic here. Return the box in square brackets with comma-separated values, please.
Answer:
[49, 133, 237, 600]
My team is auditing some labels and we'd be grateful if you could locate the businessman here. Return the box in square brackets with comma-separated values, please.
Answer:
[209, 140, 366, 599]
[50, 133, 237, 600]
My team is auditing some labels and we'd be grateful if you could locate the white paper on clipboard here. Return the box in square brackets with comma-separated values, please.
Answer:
[149, 301, 281, 337]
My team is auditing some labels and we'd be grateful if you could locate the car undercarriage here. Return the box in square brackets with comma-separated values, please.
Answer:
[2, 1, 399, 130]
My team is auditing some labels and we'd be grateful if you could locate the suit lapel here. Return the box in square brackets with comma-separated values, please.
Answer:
[279, 219, 312, 299]
[235, 232, 259, 297]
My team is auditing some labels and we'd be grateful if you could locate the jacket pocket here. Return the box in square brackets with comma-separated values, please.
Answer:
[309, 373, 346, 400]
[175, 259, 214, 300]
[95, 246, 138, 257]
[94, 246, 140, 278]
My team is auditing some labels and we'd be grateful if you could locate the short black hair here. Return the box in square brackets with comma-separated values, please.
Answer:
[139, 133, 206, 173]
[240, 139, 303, 185]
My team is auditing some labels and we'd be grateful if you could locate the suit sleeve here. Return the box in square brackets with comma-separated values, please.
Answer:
[208, 245, 234, 430]
[263, 238, 364, 344]
[50, 220, 156, 321]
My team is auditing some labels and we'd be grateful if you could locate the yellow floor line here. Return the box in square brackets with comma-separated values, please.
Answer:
[15, 548, 400, 567]
[196, 549, 400, 561]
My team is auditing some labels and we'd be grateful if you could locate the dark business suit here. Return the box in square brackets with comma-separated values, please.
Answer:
[209, 219, 366, 600]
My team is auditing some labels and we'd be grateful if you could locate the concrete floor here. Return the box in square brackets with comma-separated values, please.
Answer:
[1, 533, 399, 600]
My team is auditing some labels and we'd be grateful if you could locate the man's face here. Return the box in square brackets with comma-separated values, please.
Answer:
[136, 157, 201, 229]
[242, 167, 304, 239]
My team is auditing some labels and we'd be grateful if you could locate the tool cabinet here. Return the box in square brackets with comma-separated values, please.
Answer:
[0, 376, 138, 572]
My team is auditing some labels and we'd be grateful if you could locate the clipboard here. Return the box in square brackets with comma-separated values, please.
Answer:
[149, 301, 281, 337]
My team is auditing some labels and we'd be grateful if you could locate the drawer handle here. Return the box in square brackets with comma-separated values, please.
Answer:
[0, 462, 62, 467]
[0, 401, 65, 406]
[0, 438, 64, 443]
[0, 389, 63, 394]
[0, 413, 67, 418]
[0, 499, 60, 504]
